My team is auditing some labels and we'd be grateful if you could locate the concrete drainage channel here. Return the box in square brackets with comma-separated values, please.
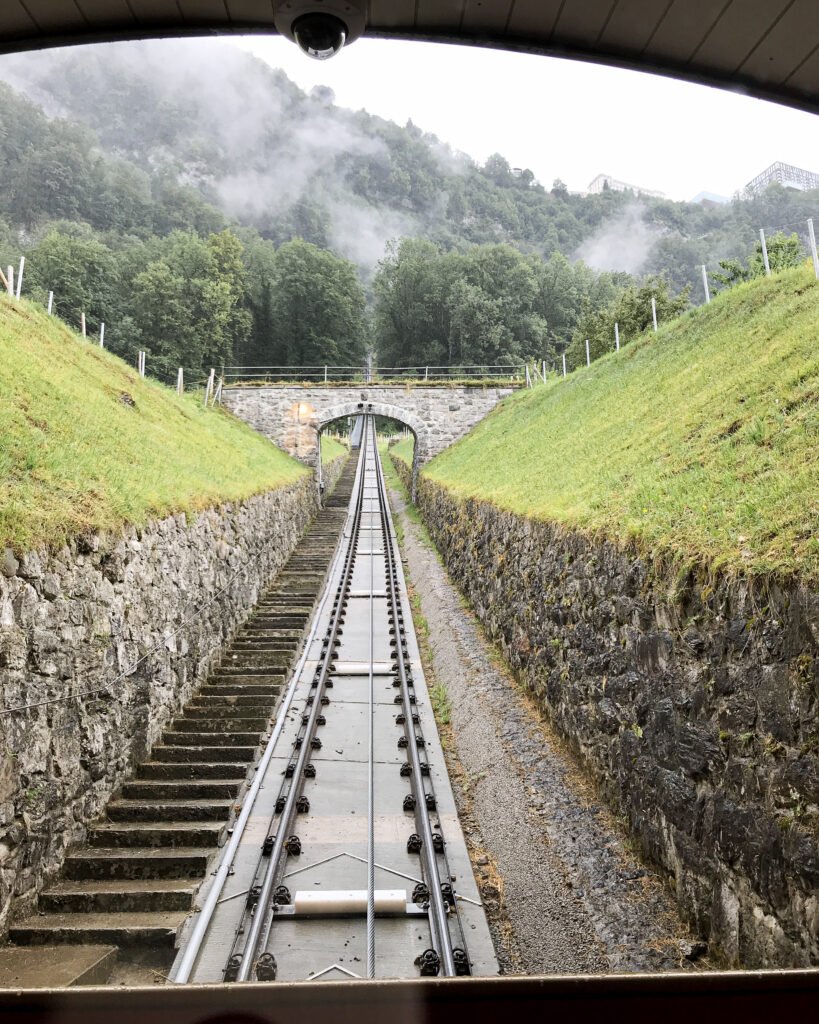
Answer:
[0, 456, 360, 988]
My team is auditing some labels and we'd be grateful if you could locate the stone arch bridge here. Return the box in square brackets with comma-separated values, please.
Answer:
[221, 384, 517, 497]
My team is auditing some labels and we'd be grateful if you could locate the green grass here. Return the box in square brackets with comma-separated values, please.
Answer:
[391, 437, 414, 465]
[0, 294, 308, 552]
[320, 434, 347, 464]
[399, 264, 819, 585]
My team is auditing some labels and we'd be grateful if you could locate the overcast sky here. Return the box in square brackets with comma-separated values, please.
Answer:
[236, 35, 818, 202]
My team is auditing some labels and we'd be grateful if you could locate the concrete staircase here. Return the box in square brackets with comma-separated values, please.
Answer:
[4, 458, 356, 984]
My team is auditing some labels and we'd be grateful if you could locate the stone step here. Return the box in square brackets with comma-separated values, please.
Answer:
[236, 625, 304, 635]
[150, 744, 257, 763]
[161, 730, 262, 747]
[231, 641, 299, 651]
[87, 821, 225, 848]
[191, 688, 280, 703]
[0, 945, 118, 988]
[220, 653, 293, 669]
[9, 911, 188, 949]
[203, 681, 281, 694]
[180, 705, 270, 721]
[40, 879, 198, 914]
[121, 780, 242, 801]
[106, 798, 234, 823]
[63, 847, 210, 881]
[137, 761, 248, 780]
[173, 713, 269, 729]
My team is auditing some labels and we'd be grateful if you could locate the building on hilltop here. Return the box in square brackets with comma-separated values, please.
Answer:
[586, 173, 665, 199]
[744, 161, 819, 195]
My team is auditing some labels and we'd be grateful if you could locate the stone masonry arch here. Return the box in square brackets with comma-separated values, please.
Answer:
[221, 384, 517, 501]
[316, 400, 428, 500]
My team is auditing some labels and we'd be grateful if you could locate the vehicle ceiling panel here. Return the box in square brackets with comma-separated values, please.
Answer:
[0, 0, 814, 113]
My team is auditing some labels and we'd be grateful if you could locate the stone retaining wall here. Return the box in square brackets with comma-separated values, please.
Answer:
[0, 457, 345, 936]
[393, 454, 819, 967]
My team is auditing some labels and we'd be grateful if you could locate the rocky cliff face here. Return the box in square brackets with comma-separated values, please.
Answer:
[0, 456, 345, 935]
[395, 456, 819, 967]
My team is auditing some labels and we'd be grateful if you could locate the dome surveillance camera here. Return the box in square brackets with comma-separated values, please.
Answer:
[293, 13, 347, 60]
[274, 3, 365, 60]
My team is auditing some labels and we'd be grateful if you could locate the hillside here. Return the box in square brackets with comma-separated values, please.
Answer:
[393, 264, 819, 585]
[2, 39, 818, 296]
[0, 294, 308, 553]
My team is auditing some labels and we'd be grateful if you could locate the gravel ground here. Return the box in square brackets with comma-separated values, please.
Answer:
[386, 476, 707, 976]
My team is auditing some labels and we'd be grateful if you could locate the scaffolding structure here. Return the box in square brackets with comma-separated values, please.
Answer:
[586, 173, 665, 199]
[744, 161, 819, 195]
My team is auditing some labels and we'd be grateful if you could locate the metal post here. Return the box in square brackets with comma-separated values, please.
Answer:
[177, 367, 183, 395]
[99, 323, 104, 348]
[585, 339, 590, 367]
[204, 368, 214, 406]
[15, 256, 24, 300]
[808, 218, 819, 279]
[701, 265, 711, 303]
[81, 312, 86, 338]
[47, 291, 53, 315]
[542, 359, 546, 381]
[525, 365, 532, 388]
[760, 228, 771, 276]
[562, 353, 567, 377]
[651, 296, 658, 332]
[324, 364, 328, 383]
[614, 322, 620, 351]
[424, 365, 428, 381]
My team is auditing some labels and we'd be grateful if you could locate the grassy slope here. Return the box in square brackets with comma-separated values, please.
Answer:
[320, 434, 347, 463]
[0, 295, 308, 552]
[396, 264, 819, 585]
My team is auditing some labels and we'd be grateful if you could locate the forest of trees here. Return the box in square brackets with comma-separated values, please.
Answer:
[0, 39, 816, 378]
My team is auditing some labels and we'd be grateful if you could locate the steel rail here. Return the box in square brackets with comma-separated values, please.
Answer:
[169, 449, 362, 985]
[234, 435, 368, 982]
[371, 433, 457, 977]
[365, 417, 377, 979]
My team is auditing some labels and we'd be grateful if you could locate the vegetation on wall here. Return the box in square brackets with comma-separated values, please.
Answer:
[0, 294, 306, 552]
[395, 264, 819, 586]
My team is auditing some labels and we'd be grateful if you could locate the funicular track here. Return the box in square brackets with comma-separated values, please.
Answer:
[172, 417, 496, 984]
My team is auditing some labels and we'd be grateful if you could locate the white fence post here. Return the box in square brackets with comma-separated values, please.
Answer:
[99, 323, 105, 348]
[562, 353, 567, 378]
[47, 291, 53, 315]
[701, 264, 711, 303]
[585, 339, 590, 366]
[15, 256, 24, 300]
[808, 218, 819, 279]
[525, 365, 532, 388]
[542, 359, 546, 381]
[7, 265, 13, 297]
[324, 365, 328, 383]
[204, 368, 215, 407]
[759, 228, 771, 276]
[177, 367, 184, 395]
[651, 296, 658, 332]
[81, 312, 86, 338]
[614, 322, 620, 351]
[214, 377, 223, 405]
